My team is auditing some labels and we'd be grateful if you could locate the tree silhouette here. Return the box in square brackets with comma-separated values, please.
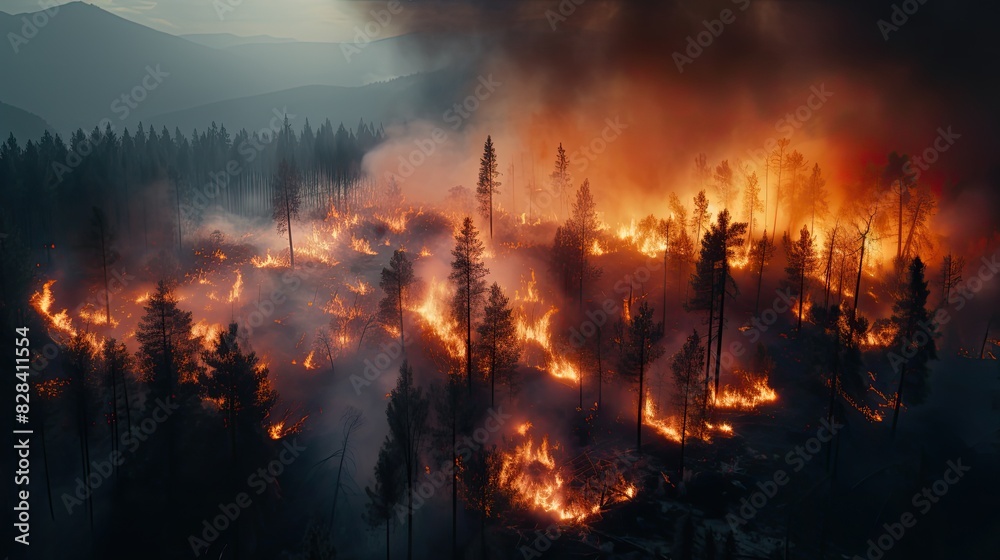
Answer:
[450, 217, 489, 394]
[476, 136, 501, 239]
[783, 225, 819, 332]
[476, 283, 520, 407]
[272, 159, 301, 269]
[671, 329, 705, 472]
[379, 249, 415, 350]
[889, 256, 936, 436]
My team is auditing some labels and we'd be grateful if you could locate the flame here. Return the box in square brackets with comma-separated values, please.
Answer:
[227, 270, 243, 304]
[499, 430, 635, 523]
[350, 235, 378, 256]
[302, 350, 318, 370]
[268, 414, 308, 440]
[590, 240, 605, 256]
[712, 373, 778, 410]
[191, 320, 224, 351]
[410, 278, 466, 360]
[31, 280, 76, 338]
[346, 279, 372, 296]
[252, 250, 287, 269]
[615, 219, 666, 258]
[419, 247, 432, 258]
[78, 304, 119, 328]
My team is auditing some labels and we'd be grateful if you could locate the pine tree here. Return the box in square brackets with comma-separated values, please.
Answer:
[365, 441, 403, 560]
[476, 283, 520, 407]
[783, 225, 819, 332]
[551, 143, 571, 221]
[202, 323, 278, 458]
[671, 329, 705, 472]
[889, 257, 936, 436]
[379, 249, 415, 350]
[135, 280, 204, 506]
[750, 231, 775, 314]
[714, 159, 736, 210]
[570, 179, 602, 307]
[449, 217, 489, 394]
[476, 136, 501, 239]
[622, 300, 663, 452]
[690, 210, 747, 405]
[272, 159, 301, 268]
[384, 361, 429, 560]
[691, 190, 711, 245]
[88, 207, 117, 325]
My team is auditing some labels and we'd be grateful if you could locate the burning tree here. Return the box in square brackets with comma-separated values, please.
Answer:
[476, 282, 520, 407]
[450, 217, 489, 394]
[379, 248, 415, 350]
[202, 323, 278, 459]
[272, 158, 301, 269]
[888, 256, 936, 436]
[621, 300, 664, 452]
[714, 159, 736, 211]
[383, 361, 429, 560]
[689, 210, 747, 404]
[476, 135, 501, 239]
[88, 206, 118, 325]
[783, 225, 819, 333]
[671, 329, 706, 473]
[802, 163, 830, 233]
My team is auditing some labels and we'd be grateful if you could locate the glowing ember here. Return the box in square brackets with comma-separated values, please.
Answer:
[268, 414, 308, 440]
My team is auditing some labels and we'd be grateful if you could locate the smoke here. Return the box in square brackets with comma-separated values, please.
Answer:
[349, 0, 999, 238]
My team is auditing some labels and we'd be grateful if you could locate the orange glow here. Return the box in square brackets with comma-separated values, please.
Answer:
[31, 280, 76, 338]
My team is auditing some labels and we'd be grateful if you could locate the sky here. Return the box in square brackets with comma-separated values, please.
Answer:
[3, 0, 384, 42]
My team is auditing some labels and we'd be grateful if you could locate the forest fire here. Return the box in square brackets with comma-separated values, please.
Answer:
[498, 428, 636, 523]
[4, 2, 998, 558]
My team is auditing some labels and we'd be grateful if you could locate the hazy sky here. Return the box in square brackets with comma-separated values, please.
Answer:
[4, 0, 386, 42]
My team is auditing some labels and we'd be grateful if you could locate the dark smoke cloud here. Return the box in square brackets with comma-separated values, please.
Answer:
[348, 0, 999, 232]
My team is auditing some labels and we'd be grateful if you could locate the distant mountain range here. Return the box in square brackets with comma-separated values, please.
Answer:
[0, 2, 464, 139]
[0, 101, 54, 141]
